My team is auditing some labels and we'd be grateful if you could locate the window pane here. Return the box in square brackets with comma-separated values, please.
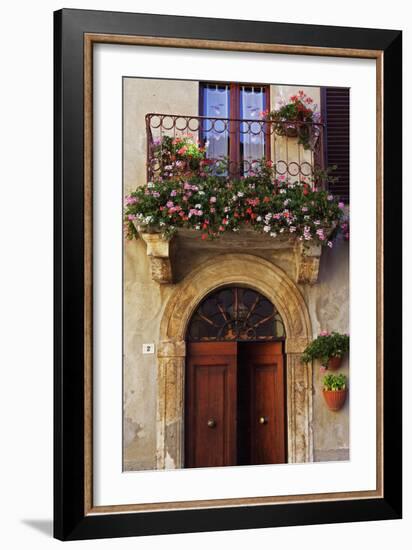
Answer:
[187, 287, 285, 342]
[202, 84, 230, 162]
[240, 86, 266, 171]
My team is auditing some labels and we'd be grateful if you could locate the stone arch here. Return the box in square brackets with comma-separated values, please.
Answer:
[156, 254, 313, 469]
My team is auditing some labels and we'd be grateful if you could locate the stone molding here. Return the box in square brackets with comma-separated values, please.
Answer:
[140, 231, 326, 285]
[157, 340, 186, 358]
[156, 254, 314, 468]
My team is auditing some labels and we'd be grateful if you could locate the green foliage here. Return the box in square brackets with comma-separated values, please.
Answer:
[124, 158, 346, 244]
[301, 331, 349, 365]
[322, 373, 347, 391]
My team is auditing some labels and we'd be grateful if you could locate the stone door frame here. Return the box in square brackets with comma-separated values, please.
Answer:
[156, 254, 313, 469]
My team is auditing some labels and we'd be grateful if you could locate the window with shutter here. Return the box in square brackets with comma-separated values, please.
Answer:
[322, 87, 350, 202]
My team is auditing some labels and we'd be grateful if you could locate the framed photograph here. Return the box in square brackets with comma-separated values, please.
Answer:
[54, 8, 402, 540]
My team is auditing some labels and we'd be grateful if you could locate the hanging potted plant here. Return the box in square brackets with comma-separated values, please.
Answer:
[301, 331, 349, 371]
[261, 90, 321, 150]
[322, 373, 348, 411]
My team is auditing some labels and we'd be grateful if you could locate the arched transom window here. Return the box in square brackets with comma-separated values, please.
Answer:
[187, 286, 285, 342]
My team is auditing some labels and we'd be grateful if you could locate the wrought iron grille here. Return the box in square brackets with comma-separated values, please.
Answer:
[145, 112, 324, 184]
[186, 287, 285, 342]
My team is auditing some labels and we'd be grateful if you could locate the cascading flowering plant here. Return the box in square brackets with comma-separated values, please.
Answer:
[151, 134, 207, 178]
[124, 156, 348, 244]
[261, 90, 321, 150]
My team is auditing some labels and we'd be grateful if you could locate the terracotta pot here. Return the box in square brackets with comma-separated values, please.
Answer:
[322, 389, 347, 412]
[284, 123, 298, 137]
[327, 356, 343, 371]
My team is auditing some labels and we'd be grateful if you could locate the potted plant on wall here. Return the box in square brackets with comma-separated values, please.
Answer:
[322, 373, 348, 411]
[301, 331, 349, 371]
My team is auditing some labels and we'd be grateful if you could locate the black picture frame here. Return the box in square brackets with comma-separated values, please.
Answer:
[54, 8, 402, 541]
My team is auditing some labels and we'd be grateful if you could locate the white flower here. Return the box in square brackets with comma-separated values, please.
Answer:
[283, 199, 290, 206]
[147, 182, 154, 188]
[270, 232, 277, 238]
[195, 204, 201, 209]
[233, 227, 239, 232]
[280, 189, 287, 194]
[198, 190, 205, 196]
[224, 206, 230, 213]
[237, 191, 244, 197]
[256, 216, 262, 222]
[279, 228, 285, 233]
[263, 226, 271, 233]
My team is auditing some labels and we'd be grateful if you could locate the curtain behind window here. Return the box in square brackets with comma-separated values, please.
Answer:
[202, 84, 230, 160]
[240, 86, 266, 167]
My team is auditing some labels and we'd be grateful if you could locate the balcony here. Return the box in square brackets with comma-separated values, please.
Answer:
[130, 113, 338, 285]
[145, 113, 325, 185]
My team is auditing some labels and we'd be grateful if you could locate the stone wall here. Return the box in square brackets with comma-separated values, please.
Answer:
[123, 78, 349, 471]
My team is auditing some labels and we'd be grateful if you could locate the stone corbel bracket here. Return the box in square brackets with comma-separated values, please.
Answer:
[295, 241, 322, 285]
[140, 233, 173, 284]
[140, 230, 324, 285]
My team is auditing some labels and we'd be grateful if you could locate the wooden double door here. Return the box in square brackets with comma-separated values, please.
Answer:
[185, 341, 286, 468]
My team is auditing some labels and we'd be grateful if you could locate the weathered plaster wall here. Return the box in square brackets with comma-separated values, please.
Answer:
[123, 78, 198, 470]
[123, 77, 199, 194]
[302, 237, 350, 461]
[123, 78, 349, 471]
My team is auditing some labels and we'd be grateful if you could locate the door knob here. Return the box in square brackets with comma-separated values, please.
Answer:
[258, 416, 268, 424]
[207, 418, 217, 428]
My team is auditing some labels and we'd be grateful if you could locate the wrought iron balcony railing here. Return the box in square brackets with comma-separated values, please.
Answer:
[145, 113, 324, 184]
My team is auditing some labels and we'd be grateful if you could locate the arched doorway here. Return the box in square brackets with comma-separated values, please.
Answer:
[185, 286, 286, 468]
[157, 254, 313, 470]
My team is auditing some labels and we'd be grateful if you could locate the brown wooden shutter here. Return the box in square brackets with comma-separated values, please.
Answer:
[322, 87, 350, 202]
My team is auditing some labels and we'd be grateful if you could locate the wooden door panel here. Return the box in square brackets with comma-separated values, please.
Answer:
[185, 342, 237, 468]
[239, 342, 286, 465]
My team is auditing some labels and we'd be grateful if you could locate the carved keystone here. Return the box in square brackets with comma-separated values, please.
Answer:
[140, 233, 173, 284]
[295, 242, 322, 285]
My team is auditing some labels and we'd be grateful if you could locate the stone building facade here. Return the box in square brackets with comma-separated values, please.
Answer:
[123, 77, 349, 471]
